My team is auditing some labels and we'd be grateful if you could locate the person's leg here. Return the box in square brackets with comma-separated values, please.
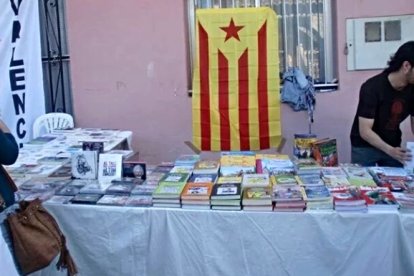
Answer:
[351, 146, 381, 166]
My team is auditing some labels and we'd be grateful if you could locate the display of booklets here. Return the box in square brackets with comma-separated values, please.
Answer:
[111, 177, 144, 185]
[97, 195, 129, 206]
[322, 176, 351, 188]
[258, 156, 295, 175]
[26, 164, 61, 177]
[48, 165, 73, 180]
[153, 182, 187, 199]
[220, 151, 256, 174]
[67, 179, 96, 188]
[79, 182, 112, 194]
[211, 183, 242, 200]
[273, 174, 298, 185]
[152, 164, 174, 174]
[181, 183, 213, 201]
[304, 185, 331, 201]
[242, 174, 270, 188]
[19, 178, 69, 193]
[216, 176, 242, 184]
[25, 136, 57, 147]
[188, 173, 218, 184]
[123, 160, 146, 181]
[360, 187, 399, 211]
[82, 141, 104, 153]
[98, 153, 123, 183]
[125, 195, 152, 207]
[192, 160, 220, 174]
[106, 150, 134, 159]
[297, 175, 324, 186]
[72, 151, 98, 179]
[37, 156, 70, 166]
[273, 184, 305, 202]
[242, 187, 272, 205]
[341, 165, 372, 179]
[392, 192, 414, 211]
[294, 158, 322, 175]
[331, 187, 367, 212]
[71, 194, 103, 205]
[55, 185, 82, 196]
[130, 184, 157, 196]
[159, 173, 190, 185]
[321, 167, 347, 178]
[312, 138, 338, 167]
[174, 154, 200, 166]
[46, 195, 74, 204]
[169, 165, 194, 174]
[24, 191, 55, 202]
[105, 182, 135, 195]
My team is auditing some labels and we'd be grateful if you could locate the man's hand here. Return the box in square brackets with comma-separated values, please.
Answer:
[387, 147, 412, 164]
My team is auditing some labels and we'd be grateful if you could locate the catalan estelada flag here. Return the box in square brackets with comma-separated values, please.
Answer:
[192, 7, 281, 151]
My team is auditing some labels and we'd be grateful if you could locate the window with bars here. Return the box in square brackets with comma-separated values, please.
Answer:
[186, 0, 337, 92]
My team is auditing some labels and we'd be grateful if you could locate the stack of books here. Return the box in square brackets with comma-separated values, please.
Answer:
[210, 177, 242, 210]
[341, 164, 376, 187]
[331, 187, 367, 212]
[321, 167, 350, 188]
[360, 187, 399, 211]
[242, 187, 273, 211]
[242, 173, 270, 189]
[393, 192, 414, 212]
[181, 182, 213, 210]
[219, 151, 256, 176]
[304, 185, 333, 211]
[273, 184, 306, 212]
[256, 154, 295, 175]
[293, 158, 322, 177]
[152, 173, 190, 208]
[192, 160, 220, 175]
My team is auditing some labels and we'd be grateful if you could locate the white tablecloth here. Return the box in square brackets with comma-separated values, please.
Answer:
[23, 205, 414, 276]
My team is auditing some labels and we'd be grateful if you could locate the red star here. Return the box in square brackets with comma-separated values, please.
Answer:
[220, 18, 244, 42]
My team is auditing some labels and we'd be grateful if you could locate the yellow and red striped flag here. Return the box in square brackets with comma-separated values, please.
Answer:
[192, 7, 281, 151]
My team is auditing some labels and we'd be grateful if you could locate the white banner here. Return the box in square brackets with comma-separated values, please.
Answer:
[0, 0, 45, 146]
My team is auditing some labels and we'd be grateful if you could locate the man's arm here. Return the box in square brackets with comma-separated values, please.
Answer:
[359, 117, 410, 164]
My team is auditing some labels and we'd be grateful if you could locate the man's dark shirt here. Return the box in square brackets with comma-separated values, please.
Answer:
[350, 72, 414, 148]
[0, 130, 19, 208]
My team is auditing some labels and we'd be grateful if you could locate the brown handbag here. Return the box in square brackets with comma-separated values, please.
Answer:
[6, 198, 78, 275]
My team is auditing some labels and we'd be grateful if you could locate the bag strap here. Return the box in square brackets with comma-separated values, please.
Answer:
[0, 165, 18, 192]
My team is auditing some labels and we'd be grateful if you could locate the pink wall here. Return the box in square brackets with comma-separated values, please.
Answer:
[66, 0, 414, 164]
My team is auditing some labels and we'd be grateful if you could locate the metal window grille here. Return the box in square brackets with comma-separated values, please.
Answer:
[187, 0, 337, 92]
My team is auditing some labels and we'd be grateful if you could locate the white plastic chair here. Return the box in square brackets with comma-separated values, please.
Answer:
[32, 112, 74, 138]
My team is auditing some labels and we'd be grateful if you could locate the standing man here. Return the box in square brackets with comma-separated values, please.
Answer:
[350, 41, 414, 167]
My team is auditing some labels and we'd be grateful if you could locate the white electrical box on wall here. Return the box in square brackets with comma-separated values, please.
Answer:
[346, 14, 414, 71]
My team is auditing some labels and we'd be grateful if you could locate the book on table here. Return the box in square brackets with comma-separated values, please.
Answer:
[98, 153, 123, 183]
[71, 151, 98, 180]
[242, 187, 272, 205]
[211, 183, 242, 200]
[312, 138, 338, 167]
[181, 182, 213, 201]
